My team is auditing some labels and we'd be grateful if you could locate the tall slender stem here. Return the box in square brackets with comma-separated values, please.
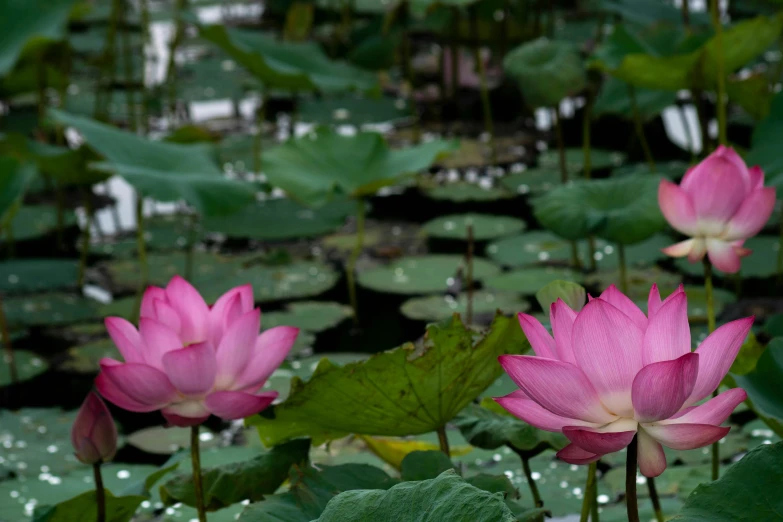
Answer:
[139, 0, 152, 133]
[185, 214, 198, 281]
[132, 194, 148, 323]
[190, 426, 207, 522]
[165, 0, 188, 114]
[78, 188, 93, 288]
[95, 0, 122, 122]
[93, 463, 106, 522]
[436, 426, 451, 457]
[693, 89, 710, 155]
[450, 8, 460, 103]
[778, 214, 783, 282]
[703, 258, 720, 480]
[521, 454, 543, 511]
[470, 5, 495, 163]
[583, 91, 597, 272]
[591, 482, 600, 522]
[626, 435, 640, 522]
[120, 0, 137, 131]
[579, 462, 597, 522]
[681, 0, 690, 28]
[346, 199, 366, 325]
[647, 477, 665, 522]
[253, 92, 267, 175]
[627, 85, 655, 172]
[618, 243, 628, 295]
[711, 0, 727, 146]
[0, 294, 17, 384]
[400, 0, 419, 143]
[465, 224, 474, 324]
[554, 105, 582, 271]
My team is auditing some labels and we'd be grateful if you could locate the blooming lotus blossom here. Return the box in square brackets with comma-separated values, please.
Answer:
[71, 392, 117, 465]
[496, 284, 751, 477]
[97, 276, 298, 427]
[658, 145, 776, 273]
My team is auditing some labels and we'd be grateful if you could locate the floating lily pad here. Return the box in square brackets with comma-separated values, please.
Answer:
[127, 426, 218, 455]
[90, 215, 197, 258]
[161, 503, 245, 522]
[1, 349, 48, 386]
[585, 267, 682, 302]
[537, 148, 626, 175]
[591, 234, 672, 269]
[612, 161, 690, 180]
[422, 182, 514, 202]
[4, 293, 98, 328]
[299, 95, 410, 125]
[322, 228, 383, 253]
[483, 267, 583, 295]
[0, 259, 78, 294]
[422, 214, 526, 241]
[263, 301, 353, 333]
[498, 168, 562, 196]
[485, 231, 577, 267]
[4, 205, 77, 242]
[434, 137, 525, 169]
[104, 252, 244, 290]
[357, 255, 501, 295]
[60, 339, 121, 374]
[0, 157, 36, 222]
[400, 292, 529, 322]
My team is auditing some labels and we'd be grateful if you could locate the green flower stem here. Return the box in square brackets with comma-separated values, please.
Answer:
[466, 224, 474, 324]
[681, 0, 690, 28]
[253, 91, 267, 176]
[591, 480, 600, 522]
[778, 214, 783, 282]
[190, 426, 207, 522]
[647, 476, 665, 522]
[77, 188, 93, 288]
[436, 426, 451, 457]
[583, 90, 598, 272]
[93, 462, 106, 522]
[132, 194, 148, 323]
[346, 199, 366, 325]
[618, 243, 628, 294]
[704, 258, 720, 480]
[520, 452, 543, 518]
[95, 0, 121, 121]
[626, 435, 640, 522]
[553, 105, 582, 271]
[627, 85, 655, 172]
[120, 0, 137, 132]
[165, 0, 188, 113]
[0, 294, 17, 384]
[470, 5, 495, 164]
[579, 462, 597, 522]
[185, 214, 198, 282]
[711, 0, 727, 146]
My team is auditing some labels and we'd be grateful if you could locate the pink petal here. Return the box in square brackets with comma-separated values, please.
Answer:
[562, 425, 637, 454]
[687, 238, 708, 263]
[647, 283, 663, 318]
[96, 364, 153, 412]
[215, 309, 261, 389]
[494, 390, 601, 432]
[208, 290, 246, 348]
[706, 239, 742, 273]
[597, 285, 648, 331]
[632, 353, 699, 422]
[161, 400, 211, 426]
[658, 180, 699, 235]
[72, 392, 117, 464]
[686, 156, 749, 222]
[681, 146, 751, 198]
[161, 342, 217, 396]
[642, 291, 690, 365]
[668, 388, 747, 425]
[517, 313, 557, 359]
[557, 444, 601, 465]
[643, 423, 730, 450]
[234, 326, 299, 391]
[139, 318, 183, 369]
[748, 165, 764, 189]
[572, 299, 644, 416]
[550, 300, 577, 364]
[723, 188, 776, 242]
[498, 355, 616, 424]
[140, 286, 166, 319]
[205, 390, 278, 420]
[662, 239, 697, 259]
[162, 411, 210, 427]
[104, 317, 145, 363]
[637, 429, 667, 478]
[98, 360, 177, 411]
[164, 276, 210, 344]
[153, 300, 182, 337]
[688, 317, 754, 405]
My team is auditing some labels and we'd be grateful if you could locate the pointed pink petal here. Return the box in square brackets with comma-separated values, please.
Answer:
[494, 391, 600, 432]
[632, 353, 699, 422]
[153, 300, 182, 337]
[498, 355, 616, 424]
[706, 239, 742, 273]
[643, 423, 730, 450]
[139, 317, 183, 370]
[72, 392, 117, 464]
[597, 285, 648, 331]
[572, 299, 644, 416]
[658, 180, 699, 235]
[647, 283, 663, 318]
[208, 290, 246, 348]
[562, 425, 637, 454]
[550, 300, 577, 364]
[165, 276, 210, 344]
[234, 326, 299, 391]
[215, 309, 261, 389]
[557, 444, 601, 465]
[748, 165, 764, 189]
[98, 360, 177, 411]
[642, 291, 690, 365]
[104, 317, 145, 363]
[681, 146, 751, 210]
[723, 188, 776, 242]
[688, 317, 754, 405]
[637, 429, 667, 478]
[665, 388, 747, 425]
[517, 313, 557, 359]
[96, 362, 154, 412]
[662, 239, 696, 259]
[205, 390, 277, 420]
[161, 342, 217, 396]
[140, 286, 166, 319]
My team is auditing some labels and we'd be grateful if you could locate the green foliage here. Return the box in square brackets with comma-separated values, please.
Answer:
[422, 213, 526, 241]
[32, 490, 145, 522]
[400, 450, 455, 481]
[262, 301, 353, 333]
[0, 157, 35, 224]
[400, 292, 529, 322]
[483, 267, 583, 295]
[0, 259, 79, 294]
[535, 280, 586, 312]
[734, 338, 783, 437]
[0, 350, 48, 386]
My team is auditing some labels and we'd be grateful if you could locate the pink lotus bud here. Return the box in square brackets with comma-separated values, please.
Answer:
[71, 392, 117, 464]
[496, 284, 750, 477]
[96, 276, 298, 427]
[658, 145, 776, 273]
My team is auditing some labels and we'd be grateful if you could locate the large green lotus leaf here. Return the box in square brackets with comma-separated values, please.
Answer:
[422, 182, 514, 202]
[262, 128, 457, 207]
[48, 109, 256, 217]
[612, 161, 690, 180]
[27, 141, 109, 187]
[0, 0, 78, 75]
[104, 252, 243, 290]
[503, 38, 586, 109]
[400, 291, 529, 322]
[4, 293, 98, 328]
[0, 157, 35, 223]
[727, 74, 773, 121]
[533, 175, 665, 244]
[499, 168, 562, 196]
[357, 255, 500, 295]
[0, 259, 78, 294]
[91, 215, 198, 258]
[262, 301, 352, 332]
[422, 213, 526, 241]
[483, 267, 583, 295]
[316, 470, 516, 522]
[195, 23, 377, 92]
[202, 197, 355, 240]
[248, 314, 529, 446]
[4, 205, 78, 243]
[263, 353, 370, 402]
[734, 339, 783, 438]
[299, 95, 410, 125]
[670, 441, 783, 521]
[486, 231, 580, 267]
[0, 349, 48, 386]
[536, 148, 626, 175]
[749, 90, 783, 178]
[32, 490, 144, 522]
[593, 75, 676, 122]
[60, 339, 121, 374]
[597, 0, 710, 26]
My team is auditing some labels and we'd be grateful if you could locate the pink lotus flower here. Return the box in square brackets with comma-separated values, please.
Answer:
[658, 146, 776, 273]
[96, 276, 298, 427]
[72, 392, 117, 464]
[496, 284, 751, 477]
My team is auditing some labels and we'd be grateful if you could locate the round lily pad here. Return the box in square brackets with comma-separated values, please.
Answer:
[60, 339, 121, 374]
[422, 213, 526, 241]
[586, 267, 682, 304]
[485, 231, 577, 267]
[590, 234, 672, 269]
[4, 293, 99, 328]
[499, 168, 562, 195]
[612, 161, 690, 180]
[400, 291, 530, 322]
[422, 182, 514, 202]
[104, 252, 245, 290]
[537, 148, 626, 175]
[434, 137, 524, 169]
[91, 215, 196, 258]
[0, 259, 79, 294]
[322, 228, 383, 252]
[1, 350, 48, 386]
[97, 297, 137, 320]
[161, 503, 244, 522]
[298, 95, 410, 125]
[209, 261, 340, 304]
[357, 255, 501, 295]
[263, 301, 353, 332]
[127, 426, 218, 455]
[483, 267, 583, 295]
[3, 205, 78, 242]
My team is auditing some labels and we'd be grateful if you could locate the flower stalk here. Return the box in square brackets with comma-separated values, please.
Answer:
[579, 462, 597, 522]
[191, 426, 207, 522]
[626, 435, 640, 522]
[346, 199, 366, 325]
[93, 463, 106, 522]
